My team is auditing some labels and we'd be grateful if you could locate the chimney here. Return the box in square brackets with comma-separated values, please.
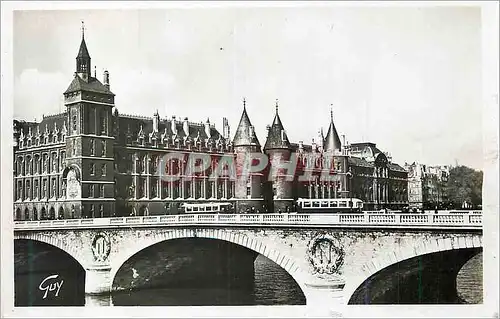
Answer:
[103, 70, 110, 89]
[205, 118, 211, 139]
[171, 116, 177, 135]
[153, 110, 159, 132]
[222, 117, 229, 139]
[183, 117, 189, 136]
[299, 141, 303, 151]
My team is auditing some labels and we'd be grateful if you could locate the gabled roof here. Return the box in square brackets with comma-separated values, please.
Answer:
[232, 103, 260, 147]
[323, 110, 342, 152]
[64, 75, 114, 95]
[263, 103, 291, 151]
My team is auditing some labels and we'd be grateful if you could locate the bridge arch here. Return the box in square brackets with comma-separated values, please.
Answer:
[343, 234, 483, 303]
[109, 229, 308, 295]
[14, 232, 87, 268]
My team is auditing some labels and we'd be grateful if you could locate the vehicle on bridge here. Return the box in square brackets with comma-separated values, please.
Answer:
[296, 198, 364, 213]
[182, 202, 234, 214]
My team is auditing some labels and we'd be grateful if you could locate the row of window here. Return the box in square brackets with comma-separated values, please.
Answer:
[16, 178, 65, 200]
[127, 179, 235, 200]
[89, 163, 107, 176]
[88, 184, 105, 198]
[15, 152, 66, 176]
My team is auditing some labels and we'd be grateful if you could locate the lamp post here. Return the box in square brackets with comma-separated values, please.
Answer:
[346, 169, 353, 210]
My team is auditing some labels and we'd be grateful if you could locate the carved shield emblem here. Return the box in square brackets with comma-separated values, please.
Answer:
[91, 233, 111, 262]
[307, 234, 345, 275]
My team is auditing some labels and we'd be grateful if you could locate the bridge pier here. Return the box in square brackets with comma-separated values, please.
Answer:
[303, 281, 346, 315]
[85, 266, 113, 296]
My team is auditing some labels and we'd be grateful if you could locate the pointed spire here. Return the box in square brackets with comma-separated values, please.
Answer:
[264, 99, 291, 151]
[243, 97, 246, 110]
[323, 105, 342, 153]
[233, 100, 260, 147]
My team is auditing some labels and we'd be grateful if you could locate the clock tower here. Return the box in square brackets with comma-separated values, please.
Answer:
[62, 23, 116, 218]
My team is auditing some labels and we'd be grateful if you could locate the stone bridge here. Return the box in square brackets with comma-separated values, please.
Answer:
[13, 212, 483, 308]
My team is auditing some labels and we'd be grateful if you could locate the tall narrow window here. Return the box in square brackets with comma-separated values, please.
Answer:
[101, 140, 106, 157]
[90, 139, 95, 156]
[72, 112, 77, 132]
[89, 184, 94, 198]
[90, 163, 95, 176]
[101, 164, 106, 176]
[101, 113, 107, 134]
[99, 185, 104, 197]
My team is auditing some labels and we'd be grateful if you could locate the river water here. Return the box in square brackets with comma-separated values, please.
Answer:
[14, 242, 482, 306]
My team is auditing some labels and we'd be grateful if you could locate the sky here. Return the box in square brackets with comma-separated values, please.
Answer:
[13, 6, 483, 169]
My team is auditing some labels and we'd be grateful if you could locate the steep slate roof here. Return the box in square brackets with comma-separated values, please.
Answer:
[117, 114, 224, 144]
[14, 113, 67, 141]
[388, 162, 407, 173]
[232, 102, 260, 147]
[263, 103, 291, 151]
[323, 110, 342, 152]
[77, 37, 90, 59]
[64, 75, 114, 95]
[348, 156, 374, 168]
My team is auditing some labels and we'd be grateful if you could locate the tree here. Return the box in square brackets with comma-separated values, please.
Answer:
[445, 166, 483, 209]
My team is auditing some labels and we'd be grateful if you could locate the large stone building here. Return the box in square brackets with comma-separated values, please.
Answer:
[13, 29, 408, 220]
[405, 162, 450, 209]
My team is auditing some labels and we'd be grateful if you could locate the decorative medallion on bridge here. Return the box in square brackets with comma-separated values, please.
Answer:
[91, 233, 111, 262]
[307, 234, 345, 275]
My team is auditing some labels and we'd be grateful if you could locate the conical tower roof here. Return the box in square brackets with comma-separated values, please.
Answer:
[232, 98, 261, 147]
[263, 100, 291, 151]
[323, 108, 342, 152]
[77, 37, 90, 59]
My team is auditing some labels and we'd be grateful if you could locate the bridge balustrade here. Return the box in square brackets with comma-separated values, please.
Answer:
[287, 214, 311, 223]
[368, 214, 396, 224]
[142, 216, 159, 223]
[198, 214, 217, 223]
[239, 214, 262, 223]
[400, 214, 429, 224]
[262, 214, 284, 223]
[469, 215, 482, 224]
[12, 211, 483, 230]
[159, 215, 177, 223]
[432, 214, 464, 224]
[217, 214, 237, 222]
[110, 217, 125, 224]
[339, 215, 366, 224]
[178, 215, 195, 223]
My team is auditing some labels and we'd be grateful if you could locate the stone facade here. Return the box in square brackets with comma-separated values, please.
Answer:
[13, 28, 409, 220]
[405, 162, 450, 209]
